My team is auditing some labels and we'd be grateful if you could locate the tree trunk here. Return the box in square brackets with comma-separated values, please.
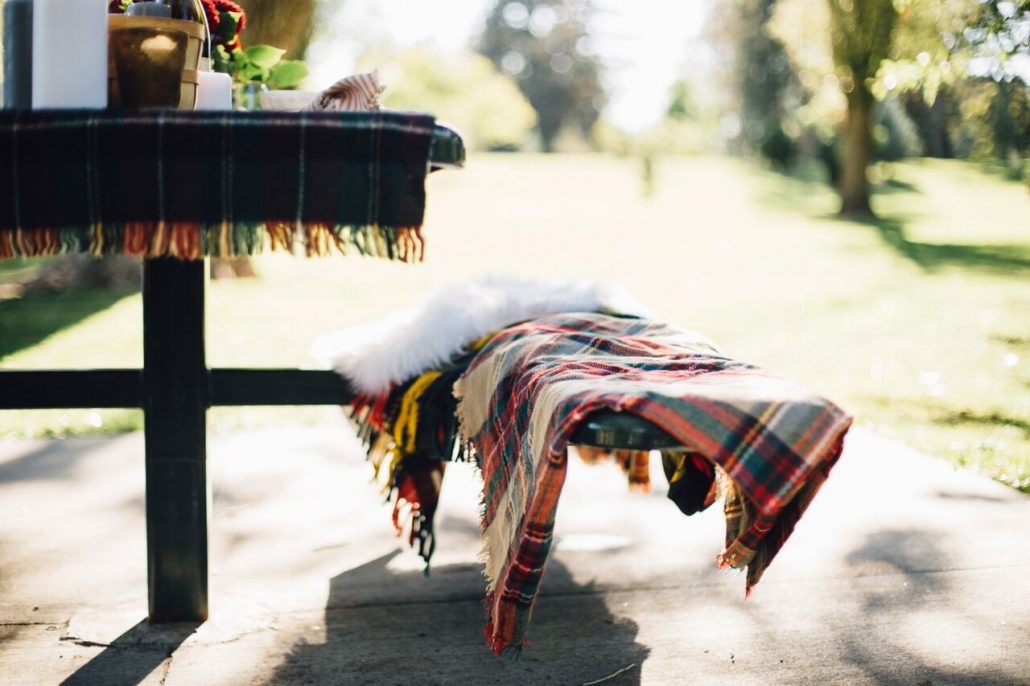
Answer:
[236, 0, 317, 58]
[840, 90, 874, 217]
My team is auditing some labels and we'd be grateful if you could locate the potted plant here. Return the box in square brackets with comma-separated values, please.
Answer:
[110, 0, 309, 108]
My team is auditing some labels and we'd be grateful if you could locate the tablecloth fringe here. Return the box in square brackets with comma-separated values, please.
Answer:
[0, 223, 424, 262]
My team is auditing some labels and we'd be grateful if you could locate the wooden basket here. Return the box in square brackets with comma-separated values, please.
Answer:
[108, 15, 204, 110]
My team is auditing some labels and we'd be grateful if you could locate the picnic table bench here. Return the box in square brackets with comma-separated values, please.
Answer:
[0, 109, 676, 625]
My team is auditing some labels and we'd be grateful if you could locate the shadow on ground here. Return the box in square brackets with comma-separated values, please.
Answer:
[270, 552, 649, 685]
[934, 409, 1030, 438]
[752, 166, 1030, 276]
[0, 289, 134, 360]
[59, 620, 198, 686]
[838, 528, 1020, 685]
[853, 214, 1030, 275]
[0, 440, 107, 483]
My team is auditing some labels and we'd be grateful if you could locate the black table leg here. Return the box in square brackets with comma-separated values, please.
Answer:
[143, 258, 209, 622]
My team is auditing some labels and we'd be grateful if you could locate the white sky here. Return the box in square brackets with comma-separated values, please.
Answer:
[306, 0, 714, 132]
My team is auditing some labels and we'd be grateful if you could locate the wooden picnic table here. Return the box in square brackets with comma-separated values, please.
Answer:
[0, 108, 675, 626]
[0, 109, 463, 622]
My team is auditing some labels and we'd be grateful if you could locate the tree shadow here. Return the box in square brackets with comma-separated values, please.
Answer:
[0, 288, 135, 360]
[875, 177, 921, 194]
[59, 619, 197, 686]
[731, 526, 1026, 683]
[993, 334, 1030, 347]
[838, 528, 1021, 685]
[0, 440, 107, 484]
[934, 491, 1010, 504]
[935, 409, 1030, 438]
[270, 551, 649, 685]
[846, 214, 1030, 275]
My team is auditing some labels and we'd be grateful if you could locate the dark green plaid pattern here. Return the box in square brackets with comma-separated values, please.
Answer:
[0, 110, 441, 259]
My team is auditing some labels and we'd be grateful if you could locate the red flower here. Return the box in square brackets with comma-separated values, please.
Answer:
[200, 0, 221, 31]
[210, 0, 246, 32]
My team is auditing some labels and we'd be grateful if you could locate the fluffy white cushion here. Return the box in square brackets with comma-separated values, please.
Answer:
[312, 275, 649, 394]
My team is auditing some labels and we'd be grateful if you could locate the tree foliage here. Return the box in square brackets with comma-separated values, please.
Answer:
[962, 0, 1030, 78]
[235, 0, 317, 59]
[368, 50, 537, 152]
[726, 0, 801, 157]
[478, 0, 605, 151]
[769, 0, 990, 214]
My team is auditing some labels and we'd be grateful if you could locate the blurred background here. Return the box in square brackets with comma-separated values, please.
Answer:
[1, 0, 1028, 493]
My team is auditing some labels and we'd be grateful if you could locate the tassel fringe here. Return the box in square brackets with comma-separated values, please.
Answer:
[0, 223, 425, 263]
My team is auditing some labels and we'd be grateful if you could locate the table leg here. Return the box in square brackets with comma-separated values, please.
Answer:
[143, 258, 209, 622]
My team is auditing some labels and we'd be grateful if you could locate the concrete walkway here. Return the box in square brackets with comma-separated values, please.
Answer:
[0, 422, 1027, 685]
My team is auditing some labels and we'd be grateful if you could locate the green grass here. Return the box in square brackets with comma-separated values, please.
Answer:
[1, 154, 1028, 491]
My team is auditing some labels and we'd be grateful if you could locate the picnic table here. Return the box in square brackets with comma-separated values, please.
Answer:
[0, 109, 464, 622]
[0, 108, 675, 626]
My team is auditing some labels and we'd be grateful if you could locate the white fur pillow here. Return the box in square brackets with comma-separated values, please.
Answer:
[312, 275, 649, 395]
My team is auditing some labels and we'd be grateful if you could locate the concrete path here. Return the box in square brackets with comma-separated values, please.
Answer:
[0, 421, 1027, 685]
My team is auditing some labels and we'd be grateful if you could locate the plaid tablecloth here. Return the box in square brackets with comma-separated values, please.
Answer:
[0, 110, 462, 261]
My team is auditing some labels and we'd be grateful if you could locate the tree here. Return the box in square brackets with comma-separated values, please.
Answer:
[478, 0, 605, 152]
[367, 50, 537, 151]
[728, 0, 800, 159]
[829, 0, 898, 215]
[770, 0, 978, 216]
[962, 0, 1030, 171]
[235, 0, 318, 59]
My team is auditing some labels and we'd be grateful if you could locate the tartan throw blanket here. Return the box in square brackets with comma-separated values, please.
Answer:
[348, 335, 657, 575]
[334, 278, 649, 571]
[0, 110, 439, 261]
[454, 312, 853, 656]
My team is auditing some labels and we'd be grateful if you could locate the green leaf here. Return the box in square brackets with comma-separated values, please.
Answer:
[235, 62, 269, 83]
[213, 44, 234, 75]
[244, 45, 286, 70]
[217, 11, 240, 41]
[268, 60, 309, 90]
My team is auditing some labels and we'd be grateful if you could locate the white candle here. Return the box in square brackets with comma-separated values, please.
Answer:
[32, 0, 107, 109]
[194, 71, 232, 111]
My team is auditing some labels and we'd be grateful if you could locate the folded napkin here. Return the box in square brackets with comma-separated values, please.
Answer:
[306, 70, 385, 112]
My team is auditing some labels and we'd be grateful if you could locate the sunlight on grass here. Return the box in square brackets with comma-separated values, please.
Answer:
[1, 153, 1028, 491]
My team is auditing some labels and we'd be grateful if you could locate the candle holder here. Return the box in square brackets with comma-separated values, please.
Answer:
[108, 15, 204, 110]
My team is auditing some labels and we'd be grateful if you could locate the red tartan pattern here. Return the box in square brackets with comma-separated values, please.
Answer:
[456, 313, 852, 655]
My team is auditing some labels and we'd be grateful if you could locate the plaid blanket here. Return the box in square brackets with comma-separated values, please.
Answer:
[0, 110, 451, 261]
[454, 312, 852, 656]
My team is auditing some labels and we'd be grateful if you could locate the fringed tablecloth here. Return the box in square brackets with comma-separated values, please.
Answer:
[0, 110, 462, 262]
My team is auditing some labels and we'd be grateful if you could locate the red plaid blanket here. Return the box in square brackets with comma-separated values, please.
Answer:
[454, 313, 852, 656]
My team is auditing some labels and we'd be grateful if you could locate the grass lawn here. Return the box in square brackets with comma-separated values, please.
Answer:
[1, 154, 1028, 491]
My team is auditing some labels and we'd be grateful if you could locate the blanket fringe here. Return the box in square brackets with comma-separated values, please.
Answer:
[0, 223, 424, 263]
[483, 595, 529, 660]
[346, 359, 479, 571]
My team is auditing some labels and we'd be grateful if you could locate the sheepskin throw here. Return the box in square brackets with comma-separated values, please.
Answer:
[313, 275, 647, 394]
